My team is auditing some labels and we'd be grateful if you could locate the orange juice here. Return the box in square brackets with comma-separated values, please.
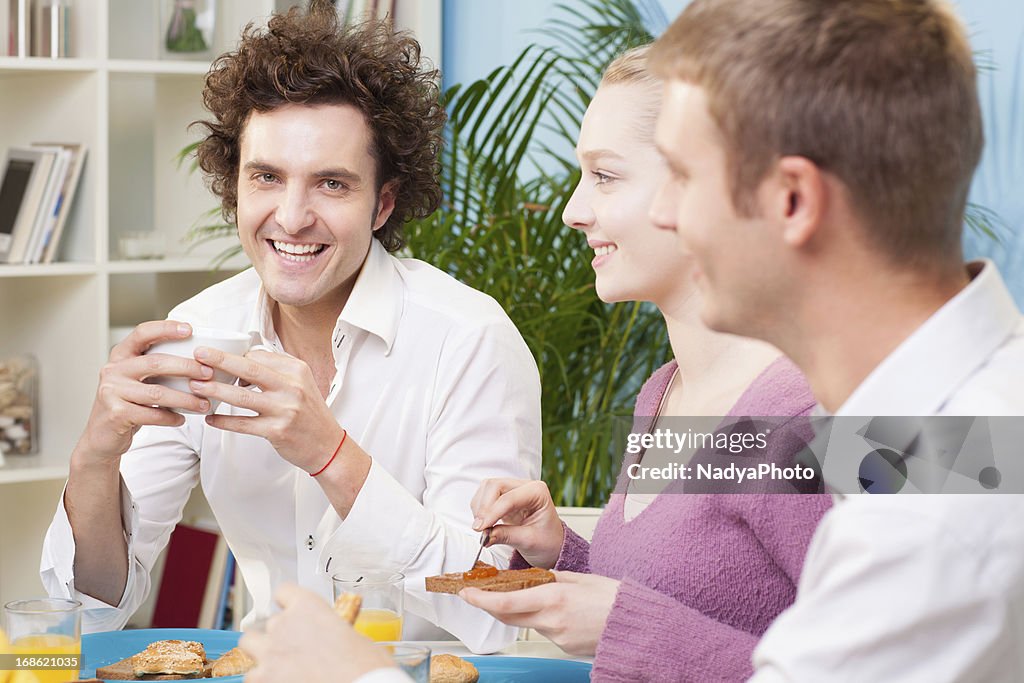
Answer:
[1, 627, 9, 683]
[353, 608, 403, 642]
[7, 634, 80, 683]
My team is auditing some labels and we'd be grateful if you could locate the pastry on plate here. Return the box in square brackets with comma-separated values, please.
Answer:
[131, 639, 205, 677]
[210, 646, 256, 677]
[429, 653, 479, 683]
[96, 638, 209, 680]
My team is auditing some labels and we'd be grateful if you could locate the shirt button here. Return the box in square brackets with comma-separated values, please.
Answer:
[306, 535, 315, 550]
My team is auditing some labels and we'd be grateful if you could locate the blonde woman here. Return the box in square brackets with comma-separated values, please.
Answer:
[460, 46, 830, 681]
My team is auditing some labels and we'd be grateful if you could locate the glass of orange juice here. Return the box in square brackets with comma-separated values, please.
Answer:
[332, 572, 404, 642]
[2, 598, 81, 683]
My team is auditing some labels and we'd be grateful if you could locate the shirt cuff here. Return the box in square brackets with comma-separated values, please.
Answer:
[553, 523, 591, 573]
[319, 459, 433, 571]
[508, 551, 531, 570]
[40, 478, 142, 623]
[509, 522, 590, 571]
[592, 578, 757, 682]
[352, 668, 412, 683]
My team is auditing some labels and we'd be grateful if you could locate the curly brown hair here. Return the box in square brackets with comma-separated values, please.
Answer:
[194, 1, 446, 251]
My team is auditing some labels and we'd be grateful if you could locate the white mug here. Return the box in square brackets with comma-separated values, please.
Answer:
[145, 326, 252, 415]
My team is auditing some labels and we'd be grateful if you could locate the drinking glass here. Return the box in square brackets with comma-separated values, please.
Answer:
[2, 598, 81, 683]
[332, 572, 404, 642]
[377, 643, 430, 683]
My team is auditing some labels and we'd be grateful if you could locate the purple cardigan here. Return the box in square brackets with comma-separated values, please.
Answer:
[517, 357, 830, 681]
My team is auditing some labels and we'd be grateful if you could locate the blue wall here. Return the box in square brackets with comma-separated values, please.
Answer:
[442, 0, 1024, 305]
[441, 0, 687, 89]
[957, 0, 1024, 305]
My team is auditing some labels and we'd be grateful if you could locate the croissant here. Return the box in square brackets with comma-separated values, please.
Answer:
[211, 646, 256, 677]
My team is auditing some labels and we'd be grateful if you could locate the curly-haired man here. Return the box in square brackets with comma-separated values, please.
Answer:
[41, 2, 540, 652]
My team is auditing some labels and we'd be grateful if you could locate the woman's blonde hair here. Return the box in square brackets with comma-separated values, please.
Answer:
[601, 44, 657, 88]
[599, 45, 661, 139]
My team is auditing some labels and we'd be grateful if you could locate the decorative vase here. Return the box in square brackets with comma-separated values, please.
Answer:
[161, 0, 216, 60]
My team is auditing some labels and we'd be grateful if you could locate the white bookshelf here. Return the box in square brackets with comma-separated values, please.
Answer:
[0, 0, 441, 609]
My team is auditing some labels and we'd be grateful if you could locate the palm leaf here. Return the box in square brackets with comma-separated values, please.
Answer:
[401, 0, 665, 504]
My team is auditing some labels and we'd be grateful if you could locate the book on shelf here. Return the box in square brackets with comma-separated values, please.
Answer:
[213, 551, 237, 630]
[3, 0, 30, 57]
[0, 143, 87, 265]
[0, 147, 56, 264]
[33, 142, 88, 264]
[150, 521, 230, 629]
[0, 0, 7, 58]
[22, 145, 69, 264]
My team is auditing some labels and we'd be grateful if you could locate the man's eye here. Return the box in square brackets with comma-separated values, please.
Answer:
[324, 179, 345, 191]
[257, 173, 277, 183]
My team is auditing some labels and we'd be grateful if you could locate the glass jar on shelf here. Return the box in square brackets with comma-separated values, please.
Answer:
[0, 353, 39, 461]
[160, 0, 217, 61]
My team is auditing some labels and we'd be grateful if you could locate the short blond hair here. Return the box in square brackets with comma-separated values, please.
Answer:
[650, 0, 982, 271]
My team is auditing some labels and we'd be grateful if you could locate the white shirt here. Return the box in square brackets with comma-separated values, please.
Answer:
[751, 261, 1024, 682]
[40, 240, 542, 653]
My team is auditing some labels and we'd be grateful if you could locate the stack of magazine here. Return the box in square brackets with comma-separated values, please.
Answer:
[0, 143, 88, 264]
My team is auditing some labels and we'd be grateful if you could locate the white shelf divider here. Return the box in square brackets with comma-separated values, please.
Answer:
[0, 57, 101, 73]
[0, 458, 70, 485]
[107, 59, 212, 75]
[0, 264, 99, 278]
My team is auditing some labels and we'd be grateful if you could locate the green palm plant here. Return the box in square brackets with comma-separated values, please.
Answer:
[404, 0, 666, 506]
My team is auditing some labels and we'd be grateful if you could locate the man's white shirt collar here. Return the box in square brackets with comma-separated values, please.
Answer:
[248, 239, 403, 356]
[835, 260, 1019, 417]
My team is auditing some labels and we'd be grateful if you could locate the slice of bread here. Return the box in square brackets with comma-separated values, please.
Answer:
[425, 563, 554, 594]
[132, 640, 205, 677]
[94, 655, 206, 680]
[95, 639, 209, 680]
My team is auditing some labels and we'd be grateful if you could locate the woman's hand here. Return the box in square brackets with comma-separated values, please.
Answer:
[459, 571, 620, 655]
[470, 478, 566, 569]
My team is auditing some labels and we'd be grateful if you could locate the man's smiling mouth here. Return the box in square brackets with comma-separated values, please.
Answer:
[269, 240, 328, 262]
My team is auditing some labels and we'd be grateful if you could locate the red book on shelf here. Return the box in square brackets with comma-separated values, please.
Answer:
[150, 523, 221, 628]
